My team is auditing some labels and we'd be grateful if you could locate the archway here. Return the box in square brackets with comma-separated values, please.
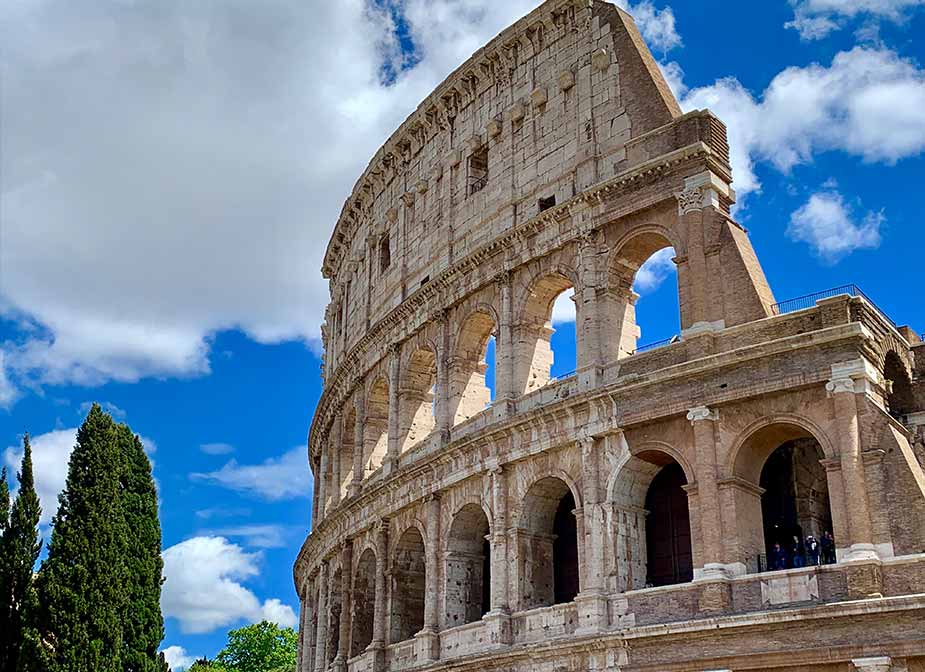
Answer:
[400, 348, 437, 452]
[389, 527, 426, 643]
[350, 549, 376, 657]
[450, 311, 496, 425]
[516, 273, 576, 395]
[517, 477, 579, 610]
[732, 422, 835, 572]
[644, 460, 692, 587]
[445, 504, 491, 628]
[364, 378, 389, 474]
[605, 231, 679, 360]
[884, 351, 915, 419]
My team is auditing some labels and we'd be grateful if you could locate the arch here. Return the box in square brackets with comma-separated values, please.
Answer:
[607, 446, 692, 590]
[399, 347, 437, 452]
[884, 350, 915, 418]
[389, 527, 426, 644]
[515, 271, 578, 395]
[445, 504, 492, 628]
[728, 419, 836, 572]
[350, 548, 377, 657]
[363, 377, 389, 474]
[604, 227, 679, 361]
[450, 308, 497, 425]
[515, 476, 580, 610]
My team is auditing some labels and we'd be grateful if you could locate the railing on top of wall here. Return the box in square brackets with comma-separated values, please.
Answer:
[770, 284, 896, 328]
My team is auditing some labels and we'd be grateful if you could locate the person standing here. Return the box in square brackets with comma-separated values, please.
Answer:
[805, 535, 820, 566]
[791, 535, 805, 568]
[821, 531, 836, 564]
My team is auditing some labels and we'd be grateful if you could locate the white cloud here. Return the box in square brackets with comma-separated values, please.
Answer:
[161, 646, 196, 672]
[161, 536, 297, 635]
[0, 354, 17, 409]
[786, 0, 925, 39]
[551, 289, 576, 325]
[680, 47, 925, 202]
[200, 442, 235, 456]
[615, 0, 682, 53]
[787, 190, 883, 262]
[77, 400, 127, 420]
[634, 248, 677, 294]
[0, 0, 680, 401]
[4, 427, 76, 525]
[201, 524, 290, 549]
[191, 446, 310, 501]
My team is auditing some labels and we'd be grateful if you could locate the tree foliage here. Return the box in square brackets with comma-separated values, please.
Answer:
[213, 621, 298, 672]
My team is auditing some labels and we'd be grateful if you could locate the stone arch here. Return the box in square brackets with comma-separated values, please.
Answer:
[607, 443, 693, 590]
[350, 547, 377, 657]
[514, 475, 581, 610]
[603, 227, 679, 361]
[515, 270, 580, 395]
[727, 418, 837, 572]
[444, 503, 492, 628]
[450, 307, 498, 425]
[389, 526, 426, 644]
[364, 377, 389, 474]
[884, 350, 915, 418]
[400, 345, 438, 452]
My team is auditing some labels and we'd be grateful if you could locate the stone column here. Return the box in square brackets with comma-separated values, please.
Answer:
[350, 391, 365, 498]
[417, 496, 440, 661]
[687, 406, 727, 578]
[313, 562, 329, 672]
[311, 469, 320, 531]
[372, 521, 389, 648]
[304, 574, 318, 672]
[334, 542, 353, 672]
[826, 362, 877, 561]
[331, 416, 342, 509]
[576, 229, 602, 382]
[495, 271, 515, 408]
[317, 447, 330, 523]
[435, 311, 451, 442]
[485, 466, 513, 645]
[576, 432, 608, 630]
[384, 344, 402, 475]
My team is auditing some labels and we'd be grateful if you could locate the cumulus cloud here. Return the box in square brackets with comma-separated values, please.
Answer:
[787, 190, 883, 263]
[200, 442, 235, 456]
[615, 0, 682, 52]
[634, 248, 677, 294]
[77, 400, 127, 420]
[200, 524, 290, 549]
[680, 47, 925, 202]
[161, 536, 297, 634]
[785, 0, 925, 40]
[161, 646, 196, 672]
[4, 428, 76, 525]
[191, 446, 311, 501]
[0, 0, 679, 402]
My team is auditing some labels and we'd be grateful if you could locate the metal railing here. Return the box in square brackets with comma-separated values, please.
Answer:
[770, 284, 896, 328]
[468, 175, 487, 195]
[634, 334, 681, 354]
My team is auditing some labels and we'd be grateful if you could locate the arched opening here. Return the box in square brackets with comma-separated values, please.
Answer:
[884, 351, 915, 419]
[445, 504, 491, 628]
[399, 348, 437, 452]
[644, 460, 693, 587]
[450, 311, 496, 425]
[517, 274, 577, 395]
[364, 379, 389, 475]
[759, 439, 833, 569]
[350, 550, 376, 657]
[389, 527, 426, 644]
[733, 423, 835, 572]
[606, 232, 679, 359]
[339, 409, 356, 498]
[327, 567, 343, 665]
[517, 477, 579, 610]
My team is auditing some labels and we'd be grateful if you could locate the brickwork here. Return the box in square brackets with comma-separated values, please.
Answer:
[296, 2, 925, 672]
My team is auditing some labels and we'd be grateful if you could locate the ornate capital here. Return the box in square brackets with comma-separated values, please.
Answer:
[826, 377, 856, 395]
[687, 405, 719, 423]
[676, 186, 705, 215]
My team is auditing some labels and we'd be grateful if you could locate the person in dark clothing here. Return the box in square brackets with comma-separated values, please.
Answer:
[805, 535, 821, 566]
[770, 542, 787, 570]
[821, 531, 836, 564]
[791, 535, 805, 568]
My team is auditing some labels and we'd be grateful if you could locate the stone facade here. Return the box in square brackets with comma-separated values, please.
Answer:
[295, 2, 925, 672]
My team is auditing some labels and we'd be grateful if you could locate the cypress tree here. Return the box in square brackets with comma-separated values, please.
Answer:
[0, 435, 43, 671]
[115, 423, 168, 672]
[34, 404, 129, 672]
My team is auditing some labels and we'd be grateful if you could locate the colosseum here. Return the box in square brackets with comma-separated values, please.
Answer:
[294, 2, 925, 671]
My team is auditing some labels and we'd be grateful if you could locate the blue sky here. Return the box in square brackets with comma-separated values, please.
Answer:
[1, 0, 924, 668]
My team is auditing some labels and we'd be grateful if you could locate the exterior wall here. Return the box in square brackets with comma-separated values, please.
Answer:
[297, 2, 925, 672]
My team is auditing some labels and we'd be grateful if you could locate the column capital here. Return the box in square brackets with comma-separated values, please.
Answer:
[675, 171, 731, 215]
[687, 405, 719, 423]
[827, 357, 881, 396]
[852, 657, 893, 672]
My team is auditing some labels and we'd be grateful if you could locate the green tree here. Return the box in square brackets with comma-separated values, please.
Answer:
[32, 404, 130, 672]
[0, 435, 43, 671]
[214, 621, 298, 672]
[0, 467, 9, 539]
[187, 659, 228, 671]
[116, 423, 168, 672]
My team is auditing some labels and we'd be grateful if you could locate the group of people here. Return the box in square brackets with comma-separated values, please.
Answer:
[768, 531, 837, 570]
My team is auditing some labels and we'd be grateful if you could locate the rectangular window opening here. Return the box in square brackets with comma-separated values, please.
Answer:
[468, 147, 488, 196]
[379, 235, 391, 273]
[539, 195, 557, 212]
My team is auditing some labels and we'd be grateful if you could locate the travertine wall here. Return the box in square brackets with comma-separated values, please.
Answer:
[296, 2, 925, 672]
